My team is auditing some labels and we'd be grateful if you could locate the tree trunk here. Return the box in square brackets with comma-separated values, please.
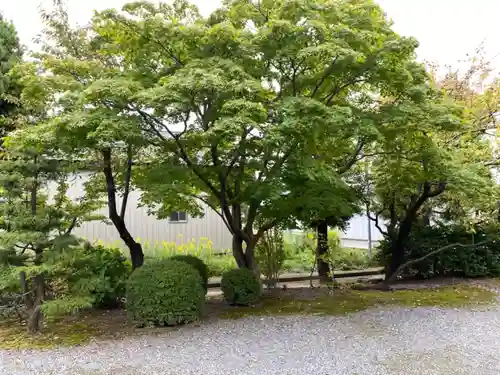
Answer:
[385, 241, 406, 280]
[384, 182, 446, 281]
[27, 306, 42, 333]
[316, 220, 330, 283]
[102, 148, 144, 270]
[113, 216, 144, 270]
[231, 234, 258, 273]
[128, 241, 144, 270]
[26, 273, 45, 333]
[232, 234, 247, 268]
[385, 219, 413, 280]
[244, 239, 259, 275]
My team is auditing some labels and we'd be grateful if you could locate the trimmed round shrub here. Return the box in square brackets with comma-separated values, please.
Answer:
[221, 268, 262, 306]
[126, 259, 204, 326]
[171, 255, 209, 293]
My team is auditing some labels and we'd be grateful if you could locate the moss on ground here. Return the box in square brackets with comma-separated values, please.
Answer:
[0, 321, 97, 349]
[218, 285, 497, 319]
[0, 284, 495, 349]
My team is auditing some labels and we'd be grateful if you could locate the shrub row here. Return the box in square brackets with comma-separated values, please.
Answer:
[377, 224, 500, 279]
[126, 256, 262, 326]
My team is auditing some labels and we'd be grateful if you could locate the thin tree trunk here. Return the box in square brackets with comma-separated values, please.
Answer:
[30, 156, 38, 215]
[102, 148, 144, 269]
[316, 220, 330, 283]
[19, 271, 32, 310]
[27, 306, 42, 333]
[27, 273, 44, 333]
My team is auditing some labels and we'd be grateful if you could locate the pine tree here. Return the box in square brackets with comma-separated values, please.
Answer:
[0, 15, 107, 332]
[0, 14, 22, 135]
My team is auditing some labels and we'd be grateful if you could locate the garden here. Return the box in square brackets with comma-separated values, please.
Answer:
[0, 0, 499, 373]
[126, 231, 378, 277]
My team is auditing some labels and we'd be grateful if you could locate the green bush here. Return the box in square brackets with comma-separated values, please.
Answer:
[126, 259, 204, 326]
[129, 237, 237, 278]
[203, 255, 236, 277]
[221, 268, 261, 306]
[256, 227, 286, 286]
[282, 231, 377, 273]
[56, 244, 131, 309]
[377, 224, 500, 279]
[171, 254, 209, 293]
[331, 247, 377, 270]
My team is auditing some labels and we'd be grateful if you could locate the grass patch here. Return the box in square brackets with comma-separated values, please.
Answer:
[0, 321, 97, 350]
[0, 309, 144, 350]
[218, 285, 497, 319]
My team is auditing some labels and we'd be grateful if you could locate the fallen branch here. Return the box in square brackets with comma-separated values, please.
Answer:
[385, 240, 490, 285]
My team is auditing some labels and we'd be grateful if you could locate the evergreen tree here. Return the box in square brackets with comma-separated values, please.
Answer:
[0, 13, 22, 134]
[0, 14, 107, 332]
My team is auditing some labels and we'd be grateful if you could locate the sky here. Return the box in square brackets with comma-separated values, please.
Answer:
[1, 0, 498, 70]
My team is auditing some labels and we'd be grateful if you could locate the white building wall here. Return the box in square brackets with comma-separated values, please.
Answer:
[341, 214, 385, 249]
[55, 173, 386, 251]
[54, 172, 234, 251]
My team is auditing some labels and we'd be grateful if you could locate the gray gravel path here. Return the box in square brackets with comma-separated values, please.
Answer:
[2, 305, 500, 375]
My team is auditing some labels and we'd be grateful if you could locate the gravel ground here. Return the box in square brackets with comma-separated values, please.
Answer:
[2, 304, 500, 375]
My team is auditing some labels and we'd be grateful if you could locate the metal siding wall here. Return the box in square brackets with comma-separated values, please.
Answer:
[50, 173, 385, 251]
[54, 172, 234, 251]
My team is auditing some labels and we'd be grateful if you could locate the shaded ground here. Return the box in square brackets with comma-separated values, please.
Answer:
[0, 280, 496, 350]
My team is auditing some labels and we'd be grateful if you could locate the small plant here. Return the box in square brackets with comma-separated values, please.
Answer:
[256, 227, 285, 287]
[171, 254, 209, 293]
[282, 231, 377, 273]
[126, 259, 204, 326]
[221, 268, 262, 306]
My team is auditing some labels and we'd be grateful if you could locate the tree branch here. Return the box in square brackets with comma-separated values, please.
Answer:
[310, 55, 339, 98]
[113, 15, 183, 67]
[134, 107, 223, 200]
[64, 217, 78, 236]
[255, 219, 278, 242]
[192, 194, 231, 231]
[367, 208, 388, 236]
[425, 181, 447, 198]
[120, 144, 133, 220]
[325, 78, 365, 105]
[337, 138, 365, 174]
